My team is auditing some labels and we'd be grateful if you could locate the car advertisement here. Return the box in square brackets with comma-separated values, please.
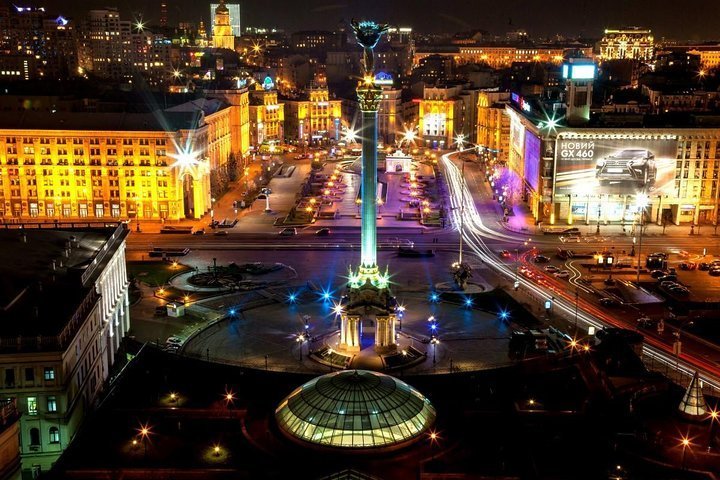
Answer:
[554, 137, 678, 196]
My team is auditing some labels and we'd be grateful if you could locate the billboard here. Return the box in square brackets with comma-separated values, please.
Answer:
[554, 137, 678, 196]
[523, 131, 541, 191]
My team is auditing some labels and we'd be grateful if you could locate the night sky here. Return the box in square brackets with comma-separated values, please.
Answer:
[27, 0, 720, 39]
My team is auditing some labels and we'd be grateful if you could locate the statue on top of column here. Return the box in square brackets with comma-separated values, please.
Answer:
[350, 20, 389, 77]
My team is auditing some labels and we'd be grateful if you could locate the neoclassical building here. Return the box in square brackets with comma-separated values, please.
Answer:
[0, 224, 129, 477]
[212, 0, 235, 50]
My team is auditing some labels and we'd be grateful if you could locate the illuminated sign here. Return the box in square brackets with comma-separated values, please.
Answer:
[510, 92, 531, 113]
[562, 63, 596, 80]
[262, 76, 275, 90]
[374, 72, 394, 85]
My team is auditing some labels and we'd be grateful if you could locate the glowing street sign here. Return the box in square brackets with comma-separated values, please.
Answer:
[374, 72, 393, 86]
[262, 76, 275, 90]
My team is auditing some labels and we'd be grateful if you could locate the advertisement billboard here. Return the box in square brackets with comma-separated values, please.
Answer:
[523, 131, 541, 191]
[554, 137, 678, 196]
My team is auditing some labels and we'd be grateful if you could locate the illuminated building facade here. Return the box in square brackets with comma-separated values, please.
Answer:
[600, 27, 654, 62]
[212, 0, 235, 50]
[507, 101, 720, 226]
[378, 86, 402, 145]
[284, 87, 342, 144]
[687, 46, 720, 70]
[210, 3, 241, 37]
[413, 45, 593, 70]
[418, 84, 478, 148]
[477, 90, 510, 162]
[249, 84, 285, 146]
[0, 225, 129, 476]
[0, 95, 249, 221]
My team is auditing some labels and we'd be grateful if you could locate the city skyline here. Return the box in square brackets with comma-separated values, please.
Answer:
[18, 0, 720, 39]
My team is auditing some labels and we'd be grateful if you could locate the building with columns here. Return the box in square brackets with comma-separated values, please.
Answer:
[212, 0, 235, 50]
[283, 87, 342, 144]
[476, 90, 510, 163]
[249, 84, 285, 146]
[0, 224, 129, 477]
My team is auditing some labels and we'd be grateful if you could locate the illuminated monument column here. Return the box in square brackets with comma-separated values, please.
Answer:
[338, 20, 397, 354]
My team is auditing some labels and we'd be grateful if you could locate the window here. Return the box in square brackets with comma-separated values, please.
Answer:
[4, 368, 15, 387]
[29, 427, 40, 446]
[49, 427, 60, 444]
[47, 396, 57, 413]
[25, 367, 34, 382]
[27, 396, 38, 415]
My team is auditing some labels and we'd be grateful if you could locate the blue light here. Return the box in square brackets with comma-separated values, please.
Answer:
[430, 323, 437, 331]
[304, 324, 309, 329]
[499, 310, 509, 320]
[464, 297, 473, 308]
[430, 292, 439, 302]
[229, 309, 236, 316]
[288, 293, 297, 303]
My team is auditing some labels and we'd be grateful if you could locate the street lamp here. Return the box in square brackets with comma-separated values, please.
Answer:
[430, 336, 439, 364]
[673, 320, 694, 374]
[708, 408, 719, 450]
[680, 436, 692, 470]
[635, 193, 649, 285]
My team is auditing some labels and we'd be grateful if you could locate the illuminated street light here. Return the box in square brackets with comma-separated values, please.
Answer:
[454, 133, 466, 151]
[342, 126, 358, 144]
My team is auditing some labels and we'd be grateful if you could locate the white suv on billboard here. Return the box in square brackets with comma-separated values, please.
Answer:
[595, 149, 657, 187]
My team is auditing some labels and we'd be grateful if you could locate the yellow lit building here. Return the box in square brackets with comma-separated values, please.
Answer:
[413, 46, 593, 70]
[0, 96, 249, 221]
[212, 0, 235, 50]
[249, 85, 284, 146]
[418, 84, 478, 148]
[687, 46, 720, 70]
[284, 87, 342, 144]
[600, 28, 654, 62]
[476, 90, 510, 162]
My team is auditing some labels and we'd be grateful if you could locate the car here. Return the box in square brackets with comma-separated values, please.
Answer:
[544, 265, 560, 273]
[668, 267, 677, 275]
[679, 262, 696, 270]
[669, 286, 689, 296]
[599, 297, 620, 307]
[553, 270, 570, 279]
[279, 227, 298, 236]
[700, 262, 711, 271]
[710, 267, 720, 277]
[533, 255, 550, 263]
[595, 148, 657, 187]
[637, 316, 659, 328]
[560, 236, 582, 243]
[165, 336, 182, 345]
[657, 274, 678, 283]
[315, 228, 331, 236]
[660, 280, 679, 289]
[650, 269, 667, 279]
[711, 259, 720, 267]
[192, 229, 205, 235]
[651, 252, 669, 259]
[499, 250, 512, 259]
[562, 227, 581, 235]
[213, 230, 228, 236]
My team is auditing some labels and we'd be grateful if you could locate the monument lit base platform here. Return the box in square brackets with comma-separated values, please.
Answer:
[312, 330, 427, 371]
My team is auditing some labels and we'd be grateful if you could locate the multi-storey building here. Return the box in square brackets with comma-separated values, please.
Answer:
[209, 3, 241, 37]
[0, 224, 129, 477]
[0, 399, 20, 480]
[600, 27, 654, 62]
[284, 87, 342, 144]
[378, 86, 403, 146]
[212, 0, 235, 51]
[477, 90, 510, 163]
[79, 8, 130, 79]
[413, 45, 593, 70]
[290, 31, 341, 52]
[418, 83, 478, 148]
[0, 94, 249, 221]
[687, 45, 720, 70]
[249, 85, 284, 146]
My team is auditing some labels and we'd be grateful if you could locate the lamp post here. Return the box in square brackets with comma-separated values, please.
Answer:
[708, 408, 719, 451]
[431, 336, 439, 364]
[680, 436, 691, 470]
[635, 194, 649, 285]
[673, 320, 694, 376]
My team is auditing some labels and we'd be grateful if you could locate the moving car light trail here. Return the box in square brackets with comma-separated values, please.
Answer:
[441, 150, 720, 391]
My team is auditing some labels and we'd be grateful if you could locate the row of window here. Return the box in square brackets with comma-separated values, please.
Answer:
[26, 395, 58, 415]
[27, 426, 60, 446]
[5, 137, 165, 146]
[3, 366, 55, 388]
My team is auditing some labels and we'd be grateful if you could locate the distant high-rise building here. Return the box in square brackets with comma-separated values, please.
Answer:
[160, 2, 168, 26]
[210, 2, 240, 37]
[212, 0, 235, 50]
[600, 27, 654, 62]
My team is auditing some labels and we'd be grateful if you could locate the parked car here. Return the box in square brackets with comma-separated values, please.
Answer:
[559, 236, 582, 243]
[544, 265, 559, 273]
[679, 262, 696, 270]
[710, 267, 720, 277]
[599, 297, 620, 307]
[499, 250, 512, 259]
[315, 228, 331, 236]
[165, 336, 182, 345]
[279, 227, 298, 236]
[213, 230, 228, 236]
[553, 270, 570, 279]
[660, 281, 679, 289]
[669, 286, 690, 296]
[192, 229, 205, 235]
[533, 255, 550, 263]
[657, 274, 678, 283]
[650, 270, 667, 279]
[637, 316, 658, 328]
[699, 262, 711, 271]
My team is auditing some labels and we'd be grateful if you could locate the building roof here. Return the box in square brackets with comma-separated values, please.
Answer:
[275, 370, 436, 449]
[0, 225, 125, 344]
[0, 109, 204, 132]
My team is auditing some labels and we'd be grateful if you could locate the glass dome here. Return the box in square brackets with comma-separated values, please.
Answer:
[275, 370, 436, 449]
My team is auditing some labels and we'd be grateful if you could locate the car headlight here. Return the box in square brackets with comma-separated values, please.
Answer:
[596, 159, 605, 167]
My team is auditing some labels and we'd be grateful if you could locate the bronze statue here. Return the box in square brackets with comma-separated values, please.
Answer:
[350, 20, 390, 77]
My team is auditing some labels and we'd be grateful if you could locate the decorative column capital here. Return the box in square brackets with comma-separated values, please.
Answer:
[357, 85, 382, 112]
